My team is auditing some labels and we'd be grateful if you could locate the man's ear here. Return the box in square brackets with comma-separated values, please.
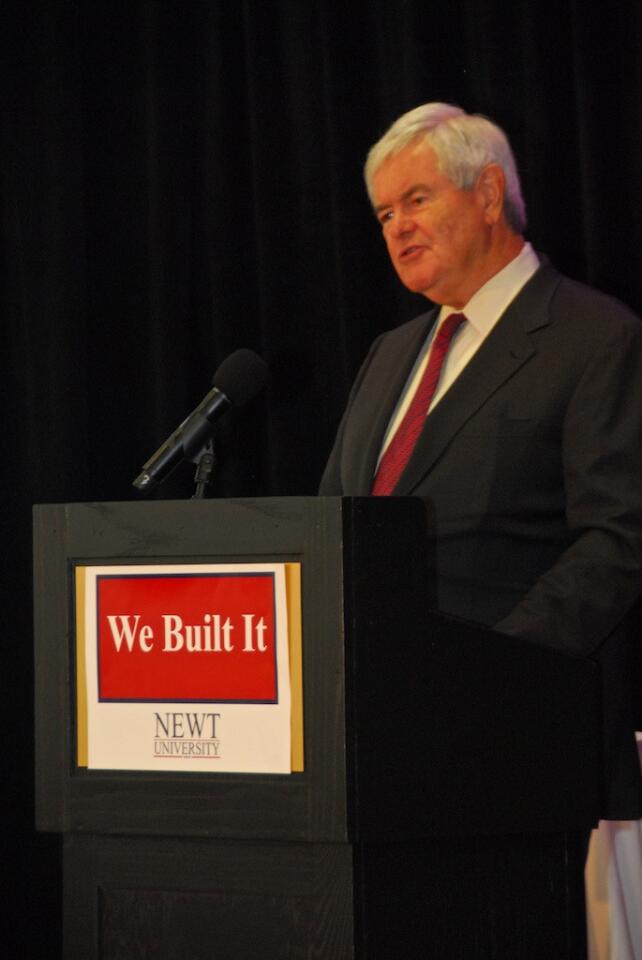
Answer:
[475, 163, 505, 225]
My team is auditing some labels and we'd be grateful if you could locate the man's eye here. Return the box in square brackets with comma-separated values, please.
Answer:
[379, 210, 394, 225]
[412, 194, 427, 206]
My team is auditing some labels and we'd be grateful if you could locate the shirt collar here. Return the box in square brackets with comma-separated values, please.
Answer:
[440, 242, 540, 336]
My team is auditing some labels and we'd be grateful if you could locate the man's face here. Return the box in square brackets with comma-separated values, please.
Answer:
[372, 140, 493, 308]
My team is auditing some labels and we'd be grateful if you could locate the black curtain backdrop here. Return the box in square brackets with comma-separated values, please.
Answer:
[2, 2, 641, 956]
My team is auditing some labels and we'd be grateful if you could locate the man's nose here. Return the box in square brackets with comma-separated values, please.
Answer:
[390, 211, 415, 238]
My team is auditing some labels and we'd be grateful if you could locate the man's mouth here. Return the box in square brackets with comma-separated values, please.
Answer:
[399, 244, 425, 261]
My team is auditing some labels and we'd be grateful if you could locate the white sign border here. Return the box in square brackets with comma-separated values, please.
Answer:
[80, 562, 292, 774]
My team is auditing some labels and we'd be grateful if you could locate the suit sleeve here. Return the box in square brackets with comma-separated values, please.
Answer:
[319, 334, 384, 495]
[496, 313, 642, 655]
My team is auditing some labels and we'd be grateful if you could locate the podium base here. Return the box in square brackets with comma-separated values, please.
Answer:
[63, 832, 587, 959]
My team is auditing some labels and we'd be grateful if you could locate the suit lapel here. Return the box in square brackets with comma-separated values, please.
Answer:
[352, 309, 439, 493]
[395, 262, 562, 495]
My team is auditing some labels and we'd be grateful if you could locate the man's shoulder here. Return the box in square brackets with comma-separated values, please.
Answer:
[539, 261, 640, 330]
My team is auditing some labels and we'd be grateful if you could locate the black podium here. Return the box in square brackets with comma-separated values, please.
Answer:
[34, 497, 601, 959]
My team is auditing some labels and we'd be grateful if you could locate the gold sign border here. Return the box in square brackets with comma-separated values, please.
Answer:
[75, 566, 89, 767]
[75, 563, 304, 772]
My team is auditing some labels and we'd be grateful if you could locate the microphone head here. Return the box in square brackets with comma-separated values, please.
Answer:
[213, 349, 268, 407]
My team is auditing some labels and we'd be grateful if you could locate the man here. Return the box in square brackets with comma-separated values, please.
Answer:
[319, 102, 642, 820]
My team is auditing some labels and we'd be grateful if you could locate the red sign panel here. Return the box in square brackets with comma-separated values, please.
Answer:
[96, 573, 278, 702]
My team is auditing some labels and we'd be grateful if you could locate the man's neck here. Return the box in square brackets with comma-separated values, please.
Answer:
[446, 231, 525, 310]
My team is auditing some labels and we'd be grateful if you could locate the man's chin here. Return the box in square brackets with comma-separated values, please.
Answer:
[397, 270, 441, 301]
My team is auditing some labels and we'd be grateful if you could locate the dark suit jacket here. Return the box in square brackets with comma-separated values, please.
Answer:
[320, 261, 642, 819]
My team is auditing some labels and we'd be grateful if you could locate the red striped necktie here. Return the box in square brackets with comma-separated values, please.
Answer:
[371, 312, 467, 496]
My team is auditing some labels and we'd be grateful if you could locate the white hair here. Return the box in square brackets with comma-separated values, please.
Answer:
[364, 102, 527, 234]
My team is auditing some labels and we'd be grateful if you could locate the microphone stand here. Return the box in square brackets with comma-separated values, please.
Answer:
[191, 438, 215, 499]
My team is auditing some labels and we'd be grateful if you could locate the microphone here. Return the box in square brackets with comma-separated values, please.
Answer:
[132, 348, 267, 493]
